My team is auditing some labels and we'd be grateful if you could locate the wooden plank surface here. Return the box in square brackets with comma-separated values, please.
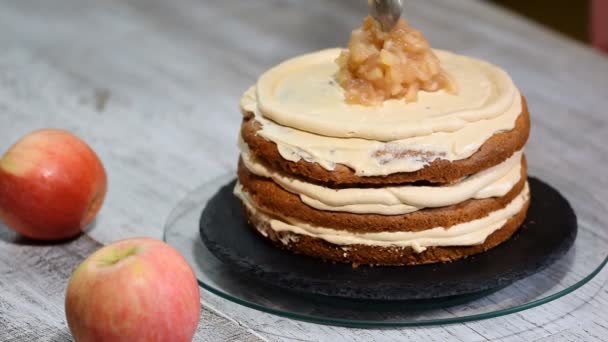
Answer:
[0, 0, 607, 341]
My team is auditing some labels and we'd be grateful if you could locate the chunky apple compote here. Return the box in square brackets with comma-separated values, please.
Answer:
[336, 16, 458, 106]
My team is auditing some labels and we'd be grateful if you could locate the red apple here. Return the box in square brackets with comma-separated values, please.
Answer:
[0, 129, 107, 240]
[65, 237, 201, 342]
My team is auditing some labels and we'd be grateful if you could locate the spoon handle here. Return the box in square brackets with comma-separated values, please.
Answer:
[368, 0, 403, 32]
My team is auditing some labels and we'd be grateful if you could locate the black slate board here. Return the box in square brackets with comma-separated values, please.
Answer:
[199, 177, 577, 300]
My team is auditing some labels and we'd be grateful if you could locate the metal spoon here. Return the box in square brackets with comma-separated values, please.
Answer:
[368, 0, 403, 32]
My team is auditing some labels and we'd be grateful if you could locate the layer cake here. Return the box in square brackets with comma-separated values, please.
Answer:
[234, 17, 531, 266]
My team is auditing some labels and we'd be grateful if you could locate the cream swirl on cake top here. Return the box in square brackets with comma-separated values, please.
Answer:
[256, 48, 517, 140]
[241, 48, 522, 176]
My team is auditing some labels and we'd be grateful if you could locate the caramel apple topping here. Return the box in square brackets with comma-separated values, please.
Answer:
[337, 16, 458, 106]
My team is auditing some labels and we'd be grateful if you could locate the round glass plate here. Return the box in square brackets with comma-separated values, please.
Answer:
[164, 172, 608, 327]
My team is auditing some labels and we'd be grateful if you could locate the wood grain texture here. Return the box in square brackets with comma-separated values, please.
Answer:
[0, 0, 607, 341]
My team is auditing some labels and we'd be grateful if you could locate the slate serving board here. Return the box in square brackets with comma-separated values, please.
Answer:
[200, 177, 577, 301]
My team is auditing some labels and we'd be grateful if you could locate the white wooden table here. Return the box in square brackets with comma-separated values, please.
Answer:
[1, 0, 607, 341]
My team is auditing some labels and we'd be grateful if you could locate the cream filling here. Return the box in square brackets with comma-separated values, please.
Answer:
[256, 49, 518, 141]
[241, 87, 522, 176]
[240, 142, 523, 215]
[234, 182, 530, 253]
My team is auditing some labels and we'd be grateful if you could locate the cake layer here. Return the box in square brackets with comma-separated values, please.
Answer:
[255, 49, 518, 141]
[236, 157, 527, 233]
[240, 98, 529, 185]
[238, 184, 530, 266]
[240, 147, 523, 215]
[242, 88, 526, 177]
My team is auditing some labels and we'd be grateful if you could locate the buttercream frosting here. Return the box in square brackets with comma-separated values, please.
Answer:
[241, 49, 523, 176]
[255, 48, 518, 141]
[240, 142, 524, 215]
[234, 182, 530, 253]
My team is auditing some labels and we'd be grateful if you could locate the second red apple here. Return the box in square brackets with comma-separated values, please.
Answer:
[0, 129, 107, 240]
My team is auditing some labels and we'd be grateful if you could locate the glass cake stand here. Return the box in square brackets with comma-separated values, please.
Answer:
[163, 173, 608, 327]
